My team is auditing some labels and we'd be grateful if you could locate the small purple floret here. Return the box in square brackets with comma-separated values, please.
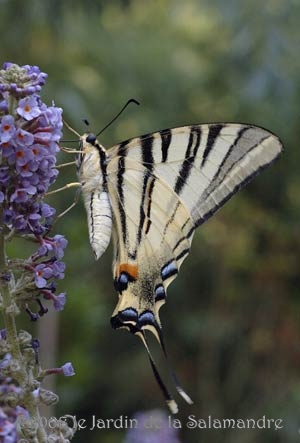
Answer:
[61, 362, 75, 377]
[53, 293, 66, 311]
[16, 95, 42, 120]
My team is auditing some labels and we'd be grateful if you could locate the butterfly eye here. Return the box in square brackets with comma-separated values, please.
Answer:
[86, 133, 97, 145]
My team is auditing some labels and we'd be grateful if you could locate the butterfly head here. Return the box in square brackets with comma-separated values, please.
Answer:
[76, 133, 108, 192]
[85, 133, 97, 146]
[79, 131, 106, 155]
[79, 133, 102, 154]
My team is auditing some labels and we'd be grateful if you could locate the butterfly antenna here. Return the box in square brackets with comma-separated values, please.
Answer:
[138, 331, 179, 414]
[96, 98, 140, 137]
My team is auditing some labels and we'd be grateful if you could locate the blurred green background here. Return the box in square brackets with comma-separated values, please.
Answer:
[1, 0, 300, 442]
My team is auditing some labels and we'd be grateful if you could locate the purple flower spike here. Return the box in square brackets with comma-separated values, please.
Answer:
[0, 62, 69, 315]
[0, 63, 73, 441]
[0, 63, 62, 235]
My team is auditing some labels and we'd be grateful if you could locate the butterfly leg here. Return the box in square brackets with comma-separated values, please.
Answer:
[46, 182, 82, 222]
[46, 182, 81, 196]
[53, 185, 82, 221]
[55, 160, 77, 169]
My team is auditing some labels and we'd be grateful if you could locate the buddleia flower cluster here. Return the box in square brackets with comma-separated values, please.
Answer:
[0, 63, 76, 442]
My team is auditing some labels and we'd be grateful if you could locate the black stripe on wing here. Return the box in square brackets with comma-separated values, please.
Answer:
[141, 134, 154, 170]
[118, 139, 129, 156]
[135, 172, 149, 254]
[175, 247, 190, 262]
[174, 125, 202, 195]
[201, 124, 224, 167]
[89, 191, 96, 244]
[145, 177, 156, 235]
[195, 135, 280, 228]
[160, 129, 172, 163]
[136, 171, 155, 250]
[162, 200, 181, 237]
[215, 126, 250, 175]
[131, 135, 155, 255]
[116, 147, 128, 245]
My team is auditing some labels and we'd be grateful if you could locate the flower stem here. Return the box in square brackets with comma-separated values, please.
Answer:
[0, 228, 48, 442]
[0, 230, 21, 356]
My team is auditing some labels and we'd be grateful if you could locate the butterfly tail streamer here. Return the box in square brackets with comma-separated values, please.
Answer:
[139, 330, 179, 414]
[156, 325, 193, 405]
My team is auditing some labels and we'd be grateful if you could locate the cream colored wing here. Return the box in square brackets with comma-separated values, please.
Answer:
[106, 123, 282, 340]
[108, 159, 194, 343]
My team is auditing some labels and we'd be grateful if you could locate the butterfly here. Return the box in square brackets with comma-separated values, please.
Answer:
[70, 121, 282, 413]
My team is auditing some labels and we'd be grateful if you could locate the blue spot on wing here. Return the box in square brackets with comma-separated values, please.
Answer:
[119, 272, 128, 284]
[119, 308, 138, 322]
[114, 271, 136, 293]
[155, 284, 166, 302]
[138, 311, 155, 327]
[161, 261, 178, 281]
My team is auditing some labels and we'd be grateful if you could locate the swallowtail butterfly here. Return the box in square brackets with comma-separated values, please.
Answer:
[73, 121, 282, 413]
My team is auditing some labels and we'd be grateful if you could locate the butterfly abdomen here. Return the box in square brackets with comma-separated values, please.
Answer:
[83, 190, 112, 259]
[78, 134, 112, 259]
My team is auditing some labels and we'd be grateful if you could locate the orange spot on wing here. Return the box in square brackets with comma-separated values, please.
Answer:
[119, 263, 139, 280]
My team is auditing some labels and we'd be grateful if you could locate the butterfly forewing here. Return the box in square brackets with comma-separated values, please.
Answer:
[108, 124, 282, 225]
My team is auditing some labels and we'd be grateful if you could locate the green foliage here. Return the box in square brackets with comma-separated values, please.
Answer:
[1, 1, 299, 442]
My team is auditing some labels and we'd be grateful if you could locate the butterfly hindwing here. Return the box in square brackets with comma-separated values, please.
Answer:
[107, 157, 194, 341]
[106, 123, 282, 339]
